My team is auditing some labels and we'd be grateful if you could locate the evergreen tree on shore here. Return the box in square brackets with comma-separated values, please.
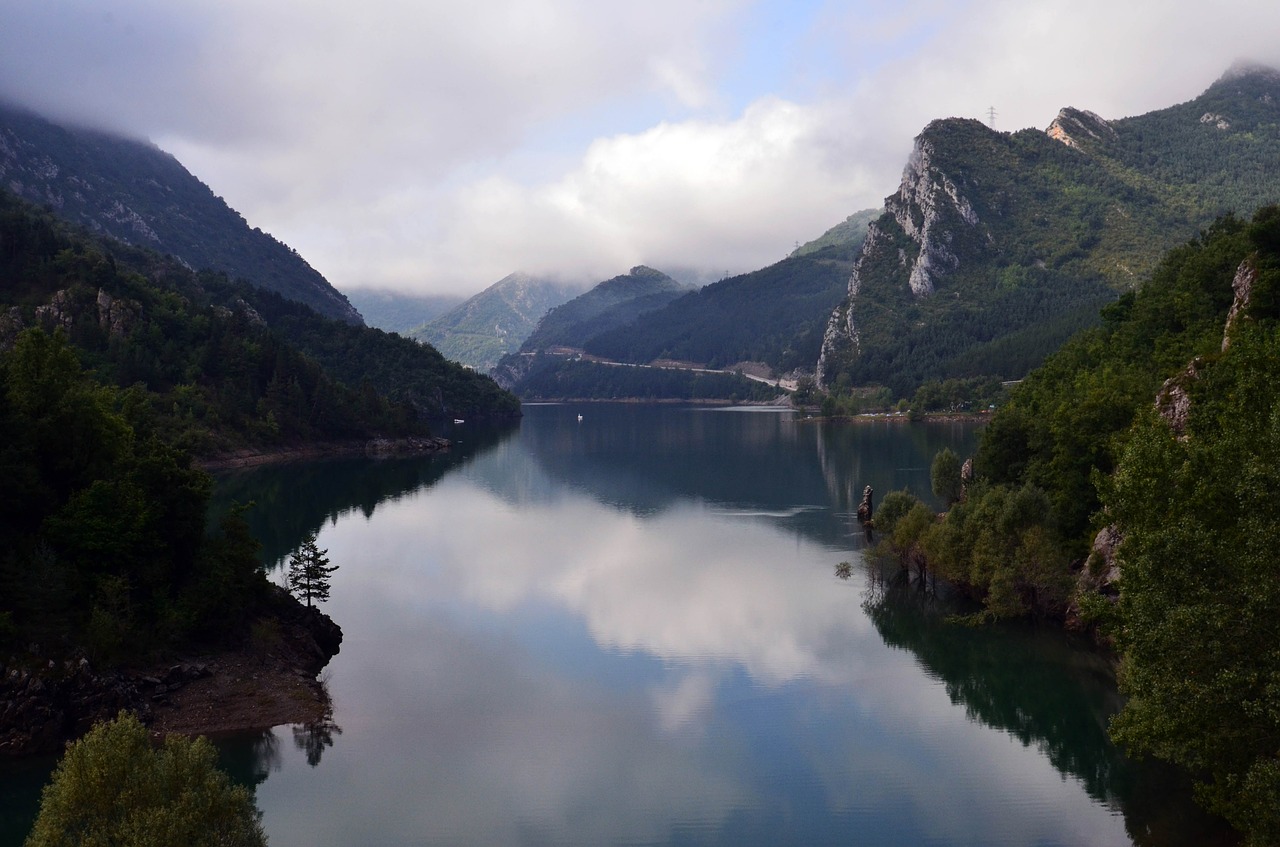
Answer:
[286, 535, 337, 607]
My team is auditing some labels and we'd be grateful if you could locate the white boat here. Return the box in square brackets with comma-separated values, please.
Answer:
[577, 414, 583, 422]
[454, 418, 464, 424]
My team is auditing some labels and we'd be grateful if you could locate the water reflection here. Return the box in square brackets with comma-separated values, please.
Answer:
[292, 704, 342, 768]
[859, 560, 1231, 846]
[208, 422, 516, 568]
[0, 404, 1210, 846]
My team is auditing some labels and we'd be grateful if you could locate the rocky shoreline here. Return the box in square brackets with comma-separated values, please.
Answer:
[199, 435, 451, 471]
[0, 587, 342, 756]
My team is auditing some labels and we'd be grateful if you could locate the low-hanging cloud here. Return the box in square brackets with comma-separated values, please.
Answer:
[2, 0, 1280, 296]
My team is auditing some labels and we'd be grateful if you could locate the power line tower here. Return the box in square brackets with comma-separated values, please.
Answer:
[986, 106, 997, 129]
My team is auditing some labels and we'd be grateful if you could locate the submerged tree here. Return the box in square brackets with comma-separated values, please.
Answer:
[24, 712, 266, 847]
[286, 534, 338, 607]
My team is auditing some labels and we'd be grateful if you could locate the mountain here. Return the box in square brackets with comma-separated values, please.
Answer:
[409, 272, 582, 371]
[817, 62, 1280, 398]
[516, 265, 690, 353]
[0, 189, 519, 450]
[345, 289, 464, 335]
[790, 208, 881, 258]
[0, 102, 362, 325]
[582, 211, 876, 373]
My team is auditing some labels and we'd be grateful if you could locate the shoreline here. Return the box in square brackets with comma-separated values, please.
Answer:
[0, 588, 341, 756]
[197, 435, 451, 471]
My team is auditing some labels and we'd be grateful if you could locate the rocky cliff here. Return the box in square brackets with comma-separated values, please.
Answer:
[817, 63, 1280, 397]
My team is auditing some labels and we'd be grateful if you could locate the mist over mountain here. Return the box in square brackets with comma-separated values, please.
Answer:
[0, 102, 362, 324]
[410, 272, 585, 372]
[345, 289, 465, 335]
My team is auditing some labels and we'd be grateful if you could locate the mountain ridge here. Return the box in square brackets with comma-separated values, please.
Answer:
[0, 102, 362, 325]
[816, 63, 1280, 396]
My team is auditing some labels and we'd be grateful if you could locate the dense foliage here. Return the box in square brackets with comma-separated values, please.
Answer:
[878, 205, 1280, 841]
[0, 191, 517, 452]
[239, 284, 521, 421]
[24, 712, 266, 847]
[0, 328, 269, 659]
[1104, 213, 1280, 844]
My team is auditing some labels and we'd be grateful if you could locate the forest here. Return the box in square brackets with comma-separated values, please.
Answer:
[876, 206, 1280, 844]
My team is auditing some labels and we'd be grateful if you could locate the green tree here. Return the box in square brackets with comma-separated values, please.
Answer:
[286, 534, 338, 607]
[24, 712, 266, 847]
[1106, 325, 1280, 845]
[930, 448, 963, 505]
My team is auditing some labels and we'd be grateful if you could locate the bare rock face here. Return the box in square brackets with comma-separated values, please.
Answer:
[1222, 258, 1258, 350]
[816, 128, 981, 385]
[1045, 107, 1118, 148]
[887, 135, 980, 297]
[1066, 524, 1124, 634]
[1154, 358, 1204, 439]
[96, 289, 141, 339]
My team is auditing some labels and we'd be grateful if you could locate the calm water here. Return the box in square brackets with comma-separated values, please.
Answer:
[1, 404, 1222, 846]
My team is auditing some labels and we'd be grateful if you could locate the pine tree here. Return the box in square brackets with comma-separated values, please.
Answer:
[286, 533, 338, 607]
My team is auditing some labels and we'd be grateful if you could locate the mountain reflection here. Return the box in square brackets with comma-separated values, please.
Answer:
[498, 405, 979, 550]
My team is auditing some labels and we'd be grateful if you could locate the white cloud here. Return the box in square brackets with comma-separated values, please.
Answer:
[3, 0, 1280, 296]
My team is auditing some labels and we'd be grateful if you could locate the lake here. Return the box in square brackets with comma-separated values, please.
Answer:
[0, 403, 1222, 846]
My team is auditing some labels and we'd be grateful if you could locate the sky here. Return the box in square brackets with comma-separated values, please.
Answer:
[2, 0, 1279, 298]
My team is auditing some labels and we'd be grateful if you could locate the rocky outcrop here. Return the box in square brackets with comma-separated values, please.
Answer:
[1, 588, 343, 756]
[816, 123, 984, 387]
[1154, 357, 1204, 440]
[1065, 524, 1123, 634]
[0, 657, 152, 756]
[1046, 107, 1118, 148]
[1222, 258, 1258, 349]
[886, 132, 981, 297]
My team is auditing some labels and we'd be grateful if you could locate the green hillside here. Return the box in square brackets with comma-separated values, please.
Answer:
[584, 213, 874, 375]
[0, 189, 517, 456]
[410, 272, 582, 371]
[879, 204, 1280, 844]
[517, 265, 689, 353]
[818, 64, 1280, 398]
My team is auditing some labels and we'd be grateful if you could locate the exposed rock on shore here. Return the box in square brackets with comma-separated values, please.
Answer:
[200, 435, 450, 471]
[0, 587, 342, 756]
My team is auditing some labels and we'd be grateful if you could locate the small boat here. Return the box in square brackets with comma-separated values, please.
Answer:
[577, 414, 583, 422]
[454, 418, 464, 424]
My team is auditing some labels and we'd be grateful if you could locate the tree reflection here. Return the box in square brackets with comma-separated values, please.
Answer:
[856, 558, 1233, 847]
[292, 703, 343, 768]
[217, 728, 283, 791]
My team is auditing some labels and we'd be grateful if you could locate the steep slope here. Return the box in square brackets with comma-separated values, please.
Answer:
[410, 272, 582, 371]
[517, 265, 689, 353]
[0, 189, 519, 445]
[0, 102, 362, 325]
[790, 208, 880, 258]
[583, 211, 874, 374]
[818, 63, 1280, 397]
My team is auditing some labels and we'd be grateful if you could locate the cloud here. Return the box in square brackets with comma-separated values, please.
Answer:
[3, 0, 1280, 296]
